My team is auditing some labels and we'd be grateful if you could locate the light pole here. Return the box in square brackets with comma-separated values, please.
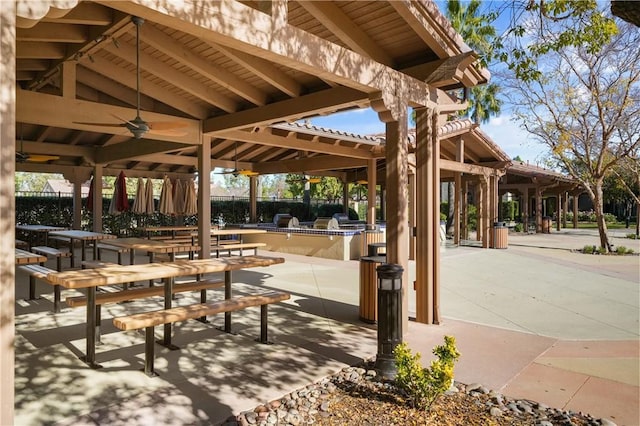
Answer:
[374, 263, 403, 380]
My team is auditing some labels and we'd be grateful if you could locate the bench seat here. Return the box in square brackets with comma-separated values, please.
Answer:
[211, 242, 266, 257]
[96, 243, 130, 264]
[113, 290, 290, 376]
[31, 245, 72, 272]
[16, 264, 62, 312]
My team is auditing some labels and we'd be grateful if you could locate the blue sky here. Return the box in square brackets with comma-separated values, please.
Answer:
[307, 107, 546, 165]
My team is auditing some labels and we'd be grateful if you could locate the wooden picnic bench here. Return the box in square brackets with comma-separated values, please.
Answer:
[113, 290, 290, 376]
[16, 264, 61, 312]
[43, 255, 285, 369]
[210, 242, 266, 257]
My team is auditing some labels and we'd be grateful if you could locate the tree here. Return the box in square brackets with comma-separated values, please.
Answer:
[504, 22, 640, 251]
[494, 0, 618, 83]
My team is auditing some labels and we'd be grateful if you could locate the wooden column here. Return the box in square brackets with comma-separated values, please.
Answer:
[63, 169, 91, 230]
[415, 107, 440, 324]
[342, 180, 349, 215]
[536, 186, 543, 233]
[92, 166, 103, 232]
[563, 192, 569, 228]
[408, 172, 416, 260]
[489, 174, 498, 247]
[453, 138, 464, 245]
[461, 178, 469, 240]
[480, 177, 489, 248]
[573, 194, 579, 229]
[61, 62, 76, 99]
[556, 193, 562, 231]
[521, 186, 529, 231]
[249, 176, 258, 223]
[384, 112, 410, 329]
[0, 3, 15, 421]
[198, 134, 212, 258]
[367, 158, 377, 227]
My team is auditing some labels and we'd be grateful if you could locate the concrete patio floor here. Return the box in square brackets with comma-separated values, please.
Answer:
[13, 228, 639, 425]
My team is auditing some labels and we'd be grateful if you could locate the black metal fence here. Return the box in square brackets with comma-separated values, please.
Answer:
[15, 191, 356, 237]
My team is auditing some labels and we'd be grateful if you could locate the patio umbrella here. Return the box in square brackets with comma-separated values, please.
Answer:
[109, 171, 129, 215]
[159, 176, 174, 215]
[183, 178, 197, 216]
[173, 179, 186, 215]
[132, 177, 146, 214]
[85, 177, 94, 212]
[144, 177, 155, 214]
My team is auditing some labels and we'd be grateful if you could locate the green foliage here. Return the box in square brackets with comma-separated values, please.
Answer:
[626, 234, 638, 240]
[496, 1, 618, 83]
[597, 246, 607, 255]
[514, 223, 523, 233]
[467, 204, 478, 231]
[615, 246, 629, 255]
[501, 200, 517, 221]
[394, 336, 460, 411]
[582, 245, 596, 254]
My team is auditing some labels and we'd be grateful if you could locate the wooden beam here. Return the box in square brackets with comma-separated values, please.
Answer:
[17, 90, 200, 144]
[219, 128, 377, 159]
[140, 24, 268, 106]
[19, 141, 94, 158]
[439, 158, 494, 176]
[17, 23, 88, 43]
[40, 3, 113, 26]
[96, 140, 191, 164]
[204, 86, 368, 133]
[298, 1, 395, 67]
[101, 41, 238, 113]
[211, 42, 302, 97]
[16, 42, 65, 59]
[254, 155, 367, 174]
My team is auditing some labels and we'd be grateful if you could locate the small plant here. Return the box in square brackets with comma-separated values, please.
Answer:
[394, 336, 460, 411]
[616, 246, 628, 255]
[582, 245, 595, 254]
[626, 234, 638, 240]
[597, 246, 608, 255]
[514, 223, 523, 233]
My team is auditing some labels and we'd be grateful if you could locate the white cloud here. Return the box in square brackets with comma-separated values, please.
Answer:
[482, 114, 548, 163]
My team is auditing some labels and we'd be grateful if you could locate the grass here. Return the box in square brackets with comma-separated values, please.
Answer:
[576, 221, 638, 230]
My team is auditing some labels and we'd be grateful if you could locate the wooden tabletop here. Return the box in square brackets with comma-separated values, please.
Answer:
[16, 225, 66, 232]
[49, 230, 117, 240]
[104, 237, 199, 253]
[142, 225, 198, 233]
[15, 249, 47, 265]
[46, 255, 285, 289]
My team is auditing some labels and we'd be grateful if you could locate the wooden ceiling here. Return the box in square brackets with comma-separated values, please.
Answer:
[15, 0, 490, 181]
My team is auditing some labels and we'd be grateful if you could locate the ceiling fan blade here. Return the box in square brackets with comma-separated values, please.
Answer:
[73, 121, 127, 128]
[27, 154, 60, 162]
[148, 121, 189, 131]
[238, 170, 259, 177]
[148, 128, 188, 136]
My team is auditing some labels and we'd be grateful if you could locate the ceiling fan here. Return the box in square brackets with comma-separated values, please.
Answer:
[74, 16, 188, 139]
[216, 143, 259, 177]
[15, 124, 60, 163]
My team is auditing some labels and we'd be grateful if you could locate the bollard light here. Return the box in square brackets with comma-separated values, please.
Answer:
[374, 263, 403, 380]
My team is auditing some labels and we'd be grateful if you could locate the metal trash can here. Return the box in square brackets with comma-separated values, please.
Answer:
[493, 222, 508, 249]
[542, 216, 551, 234]
[359, 255, 386, 323]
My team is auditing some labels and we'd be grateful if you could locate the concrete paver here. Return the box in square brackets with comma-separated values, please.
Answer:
[13, 228, 640, 425]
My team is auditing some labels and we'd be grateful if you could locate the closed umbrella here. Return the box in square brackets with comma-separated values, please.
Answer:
[109, 171, 129, 215]
[85, 177, 94, 212]
[173, 179, 186, 215]
[144, 178, 155, 214]
[184, 178, 197, 216]
[132, 177, 146, 214]
[159, 176, 174, 215]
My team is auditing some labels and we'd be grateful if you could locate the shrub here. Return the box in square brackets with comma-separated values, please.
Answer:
[616, 246, 628, 255]
[582, 245, 595, 254]
[626, 234, 639, 240]
[394, 336, 460, 411]
[597, 246, 607, 255]
[514, 223, 523, 233]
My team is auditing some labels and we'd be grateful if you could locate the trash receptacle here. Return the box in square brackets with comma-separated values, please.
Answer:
[360, 227, 383, 257]
[542, 216, 551, 234]
[493, 222, 508, 249]
[359, 255, 386, 323]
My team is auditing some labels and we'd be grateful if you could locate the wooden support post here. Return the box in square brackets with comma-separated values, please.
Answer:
[461, 179, 469, 240]
[563, 192, 569, 228]
[408, 172, 416, 260]
[198, 134, 212, 258]
[573, 194, 579, 229]
[249, 176, 257, 223]
[536, 186, 543, 233]
[367, 158, 377, 227]
[92, 166, 103, 232]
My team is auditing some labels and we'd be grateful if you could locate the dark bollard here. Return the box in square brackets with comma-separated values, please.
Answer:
[374, 263, 404, 380]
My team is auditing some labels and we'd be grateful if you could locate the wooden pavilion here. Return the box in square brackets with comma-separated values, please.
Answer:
[1, 1, 497, 420]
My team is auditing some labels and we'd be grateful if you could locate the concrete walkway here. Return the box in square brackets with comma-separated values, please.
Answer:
[13, 228, 639, 425]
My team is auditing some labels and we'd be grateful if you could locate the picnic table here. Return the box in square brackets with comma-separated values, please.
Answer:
[48, 230, 116, 267]
[45, 255, 285, 368]
[15, 248, 47, 265]
[103, 237, 200, 263]
[16, 224, 66, 247]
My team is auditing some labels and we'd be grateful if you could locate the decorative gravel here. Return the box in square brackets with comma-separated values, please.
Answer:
[222, 360, 616, 426]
